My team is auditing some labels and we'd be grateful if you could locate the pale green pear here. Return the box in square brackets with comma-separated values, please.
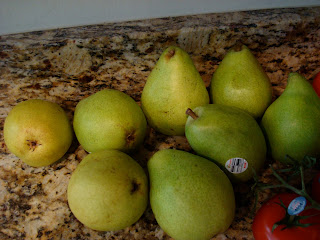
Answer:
[148, 149, 235, 240]
[185, 104, 266, 182]
[261, 72, 320, 164]
[210, 45, 272, 118]
[73, 89, 147, 153]
[67, 149, 148, 231]
[141, 46, 209, 136]
[4, 99, 73, 167]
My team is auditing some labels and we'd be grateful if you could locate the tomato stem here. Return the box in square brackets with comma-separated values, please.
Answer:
[271, 197, 319, 232]
[288, 215, 295, 224]
[270, 165, 303, 194]
[270, 164, 320, 211]
[259, 184, 285, 190]
[300, 166, 306, 192]
[252, 156, 320, 217]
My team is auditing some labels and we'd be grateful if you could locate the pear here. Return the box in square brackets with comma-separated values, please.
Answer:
[73, 89, 147, 153]
[185, 104, 266, 182]
[148, 149, 235, 240]
[210, 45, 272, 119]
[4, 99, 73, 167]
[141, 46, 209, 136]
[67, 149, 148, 231]
[261, 72, 320, 164]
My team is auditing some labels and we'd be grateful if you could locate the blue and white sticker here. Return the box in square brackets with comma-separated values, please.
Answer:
[287, 196, 307, 215]
[225, 158, 248, 174]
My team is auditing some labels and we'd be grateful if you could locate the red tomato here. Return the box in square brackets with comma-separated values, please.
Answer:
[312, 172, 320, 203]
[312, 71, 320, 97]
[252, 193, 320, 240]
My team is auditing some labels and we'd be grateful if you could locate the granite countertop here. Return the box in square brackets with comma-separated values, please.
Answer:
[0, 7, 320, 240]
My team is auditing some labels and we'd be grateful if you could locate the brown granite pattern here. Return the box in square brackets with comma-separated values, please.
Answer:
[0, 7, 320, 240]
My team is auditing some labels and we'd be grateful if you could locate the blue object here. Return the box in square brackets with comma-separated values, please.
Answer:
[287, 196, 307, 216]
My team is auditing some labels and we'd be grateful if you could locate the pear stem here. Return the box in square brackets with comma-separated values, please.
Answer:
[186, 108, 198, 120]
[233, 42, 243, 52]
[166, 49, 175, 60]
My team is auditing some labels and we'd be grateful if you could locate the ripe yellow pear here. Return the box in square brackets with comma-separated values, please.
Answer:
[67, 149, 148, 231]
[210, 45, 272, 118]
[73, 89, 147, 153]
[4, 99, 73, 167]
[141, 46, 209, 135]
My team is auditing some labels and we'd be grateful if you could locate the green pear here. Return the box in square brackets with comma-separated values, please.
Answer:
[141, 46, 209, 136]
[261, 72, 320, 164]
[73, 89, 147, 153]
[210, 45, 272, 118]
[148, 149, 235, 240]
[67, 149, 148, 231]
[4, 99, 73, 167]
[185, 104, 266, 182]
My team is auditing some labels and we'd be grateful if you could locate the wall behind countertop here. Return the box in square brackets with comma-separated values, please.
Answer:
[1, 0, 320, 35]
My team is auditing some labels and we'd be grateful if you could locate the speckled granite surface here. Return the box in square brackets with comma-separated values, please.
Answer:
[0, 7, 320, 240]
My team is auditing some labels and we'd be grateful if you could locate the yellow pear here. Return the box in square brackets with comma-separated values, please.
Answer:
[141, 46, 209, 135]
[73, 89, 147, 153]
[210, 45, 272, 118]
[67, 149, 148, 231]
[4, 99, 73, 167]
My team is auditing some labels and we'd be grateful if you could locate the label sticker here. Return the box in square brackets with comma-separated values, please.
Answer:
[225, 158, 248, 174]
[287, 196, 307, 215]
